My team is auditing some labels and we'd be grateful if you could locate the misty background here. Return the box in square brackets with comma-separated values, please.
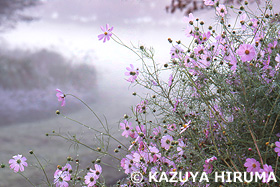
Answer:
[0, 0, 276, 186]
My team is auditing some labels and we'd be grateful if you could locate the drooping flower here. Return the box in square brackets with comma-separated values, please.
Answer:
[98, 24, 113, 43]
[203, 156, 217, 174]
[125, 64, 139, 83]
[274, 139, 280, 156]
[236, 44, 256, 62]
[244, 158, 261, 173]
[9, 154, 28, 173]
[56, 89, 66, 107]
[216, 5, 228, 17]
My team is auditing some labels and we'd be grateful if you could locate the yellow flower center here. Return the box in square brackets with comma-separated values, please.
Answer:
[252, 164, 256, 168]
[245, 50, 250, 55]
[104, 32, 108, 35]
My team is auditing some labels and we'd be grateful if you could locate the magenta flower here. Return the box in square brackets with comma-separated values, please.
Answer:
[259, 164, 273, 183]
[216, 5, 227, 17]
[236, 44, 256, 62]
[54, 170, 71, 187]
[244, 158, 261, 173]
[161, 135, 173, 150]
[125, 64, 139, 83]
[203, 156, 217, 174]
[203, 163, 213, 174]
[98, 24, 113, 43]
[274, 139, 280, 156]
[56, 89, 66, 107]
[9, 154, 28, 173]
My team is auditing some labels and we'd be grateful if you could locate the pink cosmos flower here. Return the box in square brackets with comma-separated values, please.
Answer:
[259, 164, 273, 183]
[167, 123, 176, 131]
[136, 100, 148, 113]
[170, 45, 184, 59]
[244, 158, 261, 173]
[148, 146, 161, 162]
[236, 44, 256, 62]
[125, 64, 139, 83]
[203, 156, 217, 174]
[98, 24, 113, 43]
[184, 13, 194, 24]
[54, 170, 71, 187]
[203, 163, 213, 174]
[204, 0, 217, 6]
[9, 154, 28, 173]
[84, 172, 97, 187]
[274, 139, 280, 156]
[84, 164, 102, 187]
[120, 120, 133, 138]
[161, 135, 173, 150]
[216, 5, 227, 17]
[152, 126, 161, 136]
[239, 14, 247, 30]
[56, 89, 66, 106]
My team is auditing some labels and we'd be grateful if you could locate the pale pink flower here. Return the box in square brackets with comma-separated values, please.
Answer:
[184, 13, 194, 24]
[84, 164, 102, 187]
[9, 154, 28, 173]
[204, 0, 217, 6]
[56, 89, 66, 106]
[125, 64, 139, 83]
[236, 44, 256, 62]
[120, 120, 133, 138]
[216, 5, 227, 17]
[84, 172, 97, 187]
[240, 13, 247, 30]
[170, 45, 184, 59]
[54, 170, 70, 187]
[161, 135, 173, 150]
[98, 24, 113, 43]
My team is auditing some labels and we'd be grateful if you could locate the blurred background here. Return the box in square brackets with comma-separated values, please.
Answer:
[0, 0, 273, 186]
